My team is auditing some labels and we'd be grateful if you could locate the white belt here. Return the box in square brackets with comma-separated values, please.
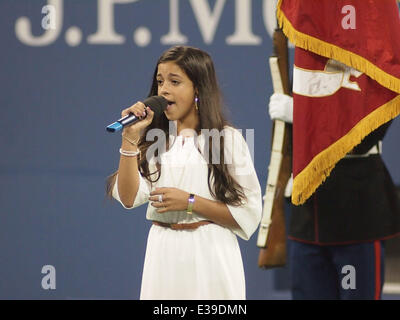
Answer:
[345, 141, 382, 158]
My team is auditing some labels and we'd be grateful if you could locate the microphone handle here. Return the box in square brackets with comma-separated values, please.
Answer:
[106, 112, 146, 133]
[106, 95, 167, 133]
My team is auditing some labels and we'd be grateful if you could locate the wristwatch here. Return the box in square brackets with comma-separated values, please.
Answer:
[186, 194, 195, 214]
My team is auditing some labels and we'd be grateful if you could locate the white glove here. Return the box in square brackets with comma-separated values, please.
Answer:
[284, 173, 293, 198]
[268, 93, 293, 124]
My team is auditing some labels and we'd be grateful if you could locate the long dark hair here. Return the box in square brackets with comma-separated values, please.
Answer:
[106, 46, 246, 206]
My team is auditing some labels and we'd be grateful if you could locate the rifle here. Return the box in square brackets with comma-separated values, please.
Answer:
[256, 25, 292, 269]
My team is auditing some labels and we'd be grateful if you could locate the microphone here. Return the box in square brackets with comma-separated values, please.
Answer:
[106, 96, 168, 133]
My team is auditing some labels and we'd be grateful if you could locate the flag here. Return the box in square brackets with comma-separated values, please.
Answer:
[277, 0, 400, 205]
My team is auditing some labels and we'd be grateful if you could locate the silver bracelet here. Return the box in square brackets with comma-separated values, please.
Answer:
[119, 148, 140, 157]
[122, 133, 140, 146]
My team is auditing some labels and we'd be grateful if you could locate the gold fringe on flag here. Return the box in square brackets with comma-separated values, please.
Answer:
[292, 95, 400, 205]
[276, 0, 400, 95]
[276, 0, 400, 205]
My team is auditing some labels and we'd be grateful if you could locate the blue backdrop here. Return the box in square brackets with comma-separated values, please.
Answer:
[1, 0, 399, 299]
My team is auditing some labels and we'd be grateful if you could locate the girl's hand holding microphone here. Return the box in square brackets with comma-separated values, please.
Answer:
[111, 96, 167, 158]
[106, 95, 167, 140]
[120, 102, 155, 156]
[121, 102, 155, 141]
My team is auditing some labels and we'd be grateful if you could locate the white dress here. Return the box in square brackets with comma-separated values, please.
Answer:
[113, 126, 262, 300]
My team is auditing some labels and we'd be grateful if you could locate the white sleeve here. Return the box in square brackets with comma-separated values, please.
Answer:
[223, 127, 262, 240]
[112, 173, 151, 210]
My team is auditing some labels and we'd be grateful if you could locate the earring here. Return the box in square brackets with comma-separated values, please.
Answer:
[194, 97, 199, 111]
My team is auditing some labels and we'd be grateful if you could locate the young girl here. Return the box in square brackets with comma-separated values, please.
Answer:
[106, 46, 262, 300]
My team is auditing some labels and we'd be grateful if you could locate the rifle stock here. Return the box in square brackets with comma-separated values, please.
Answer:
[257, 28, 292, 269]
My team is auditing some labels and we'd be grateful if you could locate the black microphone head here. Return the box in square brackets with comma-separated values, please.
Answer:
[142, 96, 168, 117]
